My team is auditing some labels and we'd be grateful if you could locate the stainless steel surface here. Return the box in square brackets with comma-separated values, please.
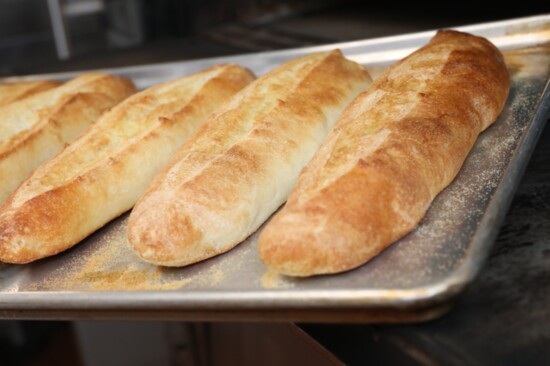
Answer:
[0, 15, 549, 322]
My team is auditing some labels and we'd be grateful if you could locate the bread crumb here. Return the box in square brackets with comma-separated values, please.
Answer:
[261, 269, 294, 289]
[35, 216, 194, 291]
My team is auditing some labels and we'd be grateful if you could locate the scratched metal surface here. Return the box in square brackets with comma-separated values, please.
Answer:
[0, 15, 548, 322]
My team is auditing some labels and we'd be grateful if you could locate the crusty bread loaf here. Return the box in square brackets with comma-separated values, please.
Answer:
[0, 73, 135, 204]
[0, 80, 61, 106]
[0, 65, 254, 264]
[258, 30, 510, 276]
[128, 50, 372, 267]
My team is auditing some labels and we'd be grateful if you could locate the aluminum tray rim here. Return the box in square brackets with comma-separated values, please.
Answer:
[0, 14, 549, 322]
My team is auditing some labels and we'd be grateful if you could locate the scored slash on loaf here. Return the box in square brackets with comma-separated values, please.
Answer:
[0, 65, 254, 264]
[258, 30, 510, 276]
[0, 80, 61, 106]
[128, 50, 372, 267]
[0, 73, 136, 204]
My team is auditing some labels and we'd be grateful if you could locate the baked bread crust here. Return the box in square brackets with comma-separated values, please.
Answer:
[0, 73, 136, 203]
[0, 65, 254, 263]
[0, 80, 61, 106]
[258, 30, 510, 276]
[128, 50, 372, 266]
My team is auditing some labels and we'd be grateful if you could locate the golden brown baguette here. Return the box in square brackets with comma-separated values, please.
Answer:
[0, 80, 61, 106]
[258, 30, 510, 276]
[0, 64, 254, 264]
[0, 73, 135, 204]
[128, 50, 372, 267]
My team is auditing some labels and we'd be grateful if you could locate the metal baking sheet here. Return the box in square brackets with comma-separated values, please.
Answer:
[0, 15, 549, 322]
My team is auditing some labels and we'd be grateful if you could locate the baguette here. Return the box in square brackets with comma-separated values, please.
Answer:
[0, 73, 135, 203]
[0, 80, 61, 106]
[128, 50, 372, 266]
[258, 30, 510, 276]
[0, 65, 254, 264]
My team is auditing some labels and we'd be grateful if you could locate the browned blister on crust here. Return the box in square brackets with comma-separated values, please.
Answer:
[128, 50, 372, 267]
[0, 65, 254, 264]
[258, 30, 510, 276]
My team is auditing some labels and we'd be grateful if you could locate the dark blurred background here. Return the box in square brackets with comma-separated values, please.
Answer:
[0, 0, 547, 77]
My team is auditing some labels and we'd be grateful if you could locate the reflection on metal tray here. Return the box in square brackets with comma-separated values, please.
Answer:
[0, 15, 549, 322]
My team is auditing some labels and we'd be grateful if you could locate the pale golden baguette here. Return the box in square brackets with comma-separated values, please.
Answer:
[258, 30, 510, 276]
[0, 80, 61, 106]
[0, 64, 254, 264]
[128, 50, 372, 267]
[0, 73, 136, 203]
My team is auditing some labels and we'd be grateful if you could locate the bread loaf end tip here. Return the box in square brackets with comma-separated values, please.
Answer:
[128, 202, 217, 267]
[258, 210, 379, 277]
